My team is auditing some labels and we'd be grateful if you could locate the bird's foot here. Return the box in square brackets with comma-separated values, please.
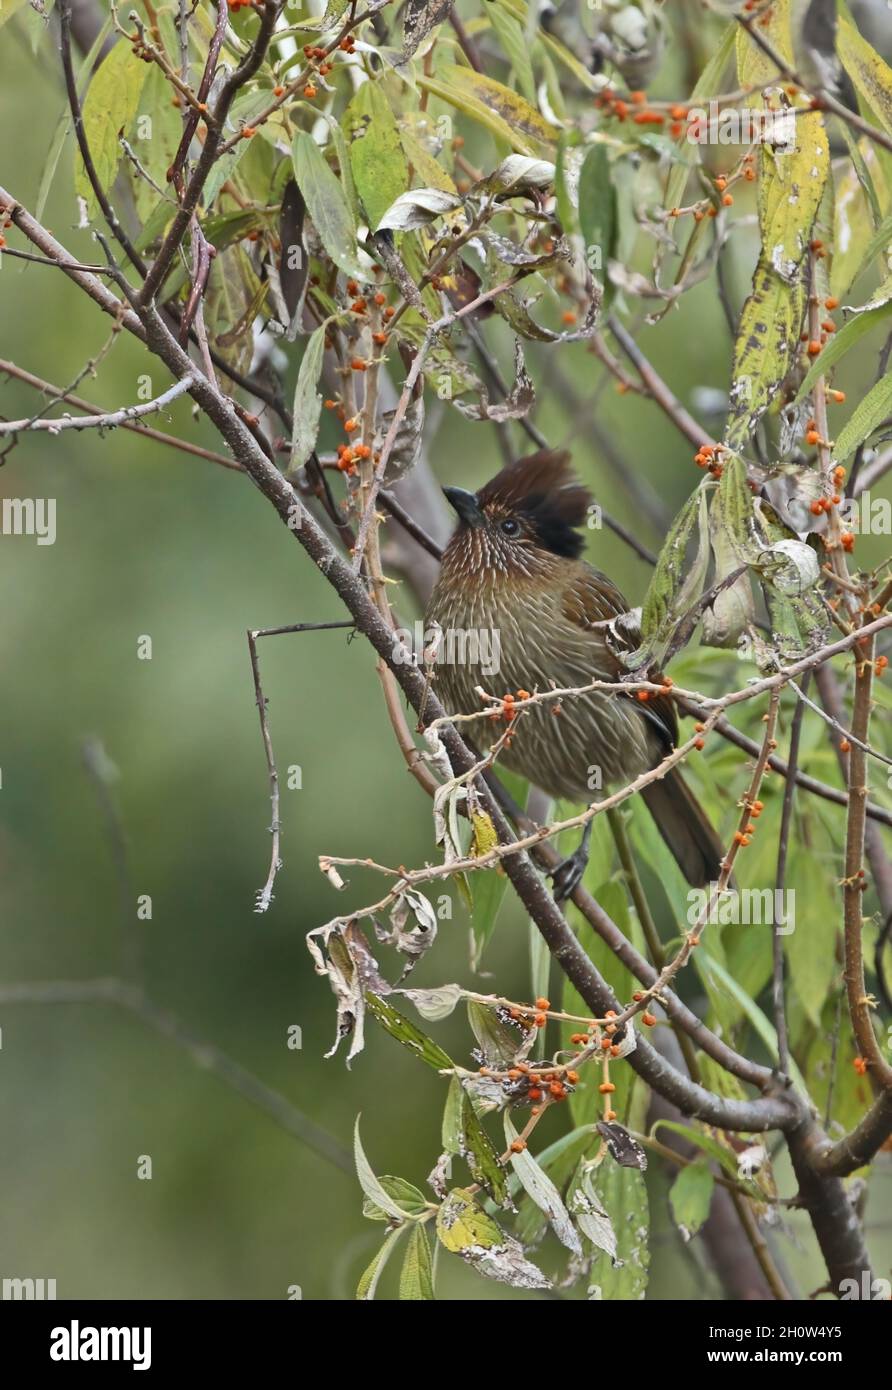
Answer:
[550, 848, 588, 902]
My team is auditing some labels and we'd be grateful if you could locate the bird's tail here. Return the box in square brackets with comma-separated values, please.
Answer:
[640, 767, 724, 888]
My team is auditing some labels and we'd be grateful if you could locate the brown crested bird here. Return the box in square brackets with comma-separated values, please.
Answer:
[425, 449, 724, 898]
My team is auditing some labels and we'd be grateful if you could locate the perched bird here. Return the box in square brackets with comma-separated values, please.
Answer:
[425, 449, 723, 897]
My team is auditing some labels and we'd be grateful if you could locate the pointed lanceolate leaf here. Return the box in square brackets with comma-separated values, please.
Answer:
[669, 1161, 714, 1238]
[399, 1222, 435, 1299]
[75, 39, 148, 217]
[288, 320, 329, 473]
[462, 1094, 508, 1206]
[291, 130, 363, 277]
[366, 992, 455, 1071]
[344, 82, 409, 232]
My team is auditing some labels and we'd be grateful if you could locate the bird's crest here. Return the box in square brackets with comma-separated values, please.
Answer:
[477, 450, 592, 558]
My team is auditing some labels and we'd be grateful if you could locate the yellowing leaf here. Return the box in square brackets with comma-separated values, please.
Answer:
[436, 1187, 502, 1253]
[419, 63, 556, 156]
[75, 40, 149, 218]
[838, 12, 892, 137]
[725, 106, 828, 446]
[736, 0, 792, 91]
[470, 810, 499, 859]
[0, 0, 28, 31]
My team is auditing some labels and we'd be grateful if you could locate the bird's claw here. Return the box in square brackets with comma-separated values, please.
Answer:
[550, 849, 588, 902]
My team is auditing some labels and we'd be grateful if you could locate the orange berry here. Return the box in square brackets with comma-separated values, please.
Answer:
[242, 126, 256, 138]
[825, 297, 839, 310]
[598, 1082, 616, 1094]
[561, 309, 577, 325]
[566, 1070, 580, 1085]
[534, 1013, 546, 1028]
[853, 1056, 868, 1076]
[372, 331, 388, 346]
[273, 85, 285, 97]
[344, 417, 358, 432]
[831, 390, 846, 403]
[350, 357, 367, 371]
[642, 1012, 657, 1027]
[840, 738, 851, 752]
[510, 1139, 526, 1153]
[304, 84, 317, 99]
[807, 340, 822, 356]
[722, 193, 733, 206]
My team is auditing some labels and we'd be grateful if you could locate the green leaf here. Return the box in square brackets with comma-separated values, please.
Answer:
[504, 1114, 582, 1253]
[75, 39, 149, 218]
[288, 320, 329, 473]
[578, 143, 616, 305]
[419, 64, 555, 156]
[695, 950, 809, 1093]
[783, 847, 838, 1027]
[838, 11, 892, 138]
[353, 1116, 411, 1223]
[366, 992, 455, 1071]
[442, 1075, 464, 1155]
[651, 1119, 741, 1179]
[362, 1174, 429, 1221]
[291, 129, 362, 277]
[344, 82, 409, 232]
[461, 1094, 508, 1206]
[356, 1225, 407, 1299]
[832, 371, 892, 462]
[399, 1222, 435, 1300]
[130, 65, 183, 221]
[470, 867, 510, 966]
[0, 0, 28, 31]
[588, 1163, 649, 1299]
[669, 1161, 714, 1236]
[489, 2, 536, 106]
[639, 486, 707, 647]
[37, 9, 114, 222]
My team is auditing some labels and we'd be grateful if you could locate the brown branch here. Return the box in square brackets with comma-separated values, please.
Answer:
[736, 12, 892, 158]
[139, 0, 283, 305]
[60, 2, 148, 277]
[0, 359, 241, 470]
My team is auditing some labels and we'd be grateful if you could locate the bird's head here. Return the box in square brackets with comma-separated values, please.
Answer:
[440, 449, 593, 582]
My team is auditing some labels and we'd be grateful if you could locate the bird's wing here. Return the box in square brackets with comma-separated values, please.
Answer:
[561, 565, 679, 751]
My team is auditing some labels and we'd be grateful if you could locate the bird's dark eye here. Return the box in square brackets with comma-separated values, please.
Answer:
[500, 518, 521, 538]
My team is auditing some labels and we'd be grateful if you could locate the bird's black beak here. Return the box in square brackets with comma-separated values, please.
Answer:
[443, 486, 484, 527]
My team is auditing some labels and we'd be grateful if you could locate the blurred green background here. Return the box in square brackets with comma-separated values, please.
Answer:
[2, 10, 892, 1301]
